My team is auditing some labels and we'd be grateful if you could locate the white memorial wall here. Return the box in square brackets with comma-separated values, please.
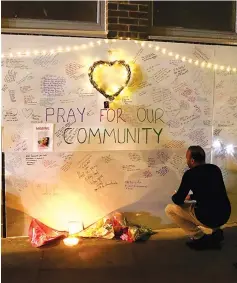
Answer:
[2, 35, 237, 236]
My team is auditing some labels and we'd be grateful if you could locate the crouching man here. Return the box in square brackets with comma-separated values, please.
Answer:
[165, 145, 231, 250]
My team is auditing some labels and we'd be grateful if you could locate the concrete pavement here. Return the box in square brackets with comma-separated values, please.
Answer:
[2, 226, 237, 283]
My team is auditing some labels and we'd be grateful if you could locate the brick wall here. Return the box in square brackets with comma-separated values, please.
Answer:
[107, 1, 150, 40]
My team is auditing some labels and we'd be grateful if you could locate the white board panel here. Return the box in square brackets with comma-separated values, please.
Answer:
[5, 149, 211, 232]
[214, 46, 237, 127]
[2, 34, 237, 235]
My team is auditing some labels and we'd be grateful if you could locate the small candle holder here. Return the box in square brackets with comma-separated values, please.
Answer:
[63, 221, 84, 247]
[68, 221, 83, 235]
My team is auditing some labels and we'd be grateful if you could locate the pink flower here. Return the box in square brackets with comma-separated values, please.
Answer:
[120, 233, 129, 241]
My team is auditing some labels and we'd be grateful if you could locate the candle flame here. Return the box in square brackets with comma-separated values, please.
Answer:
[63, 237, 80, 247]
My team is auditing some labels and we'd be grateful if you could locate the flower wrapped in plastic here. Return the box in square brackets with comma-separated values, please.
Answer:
[77, 217, 115, 239]
[28, 218, 68, 248]
[75, 212, 153, 242]
[120, 225, 154, 242]
[75, 212, 127, 240]
[29, 212, 154, 247]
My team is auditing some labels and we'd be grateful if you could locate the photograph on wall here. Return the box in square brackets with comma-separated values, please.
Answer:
[33, 124, 54, 152]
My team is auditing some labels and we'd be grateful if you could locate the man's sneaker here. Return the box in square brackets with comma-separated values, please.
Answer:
[212, 229, 224, 243]
[186, 234, 221, 250]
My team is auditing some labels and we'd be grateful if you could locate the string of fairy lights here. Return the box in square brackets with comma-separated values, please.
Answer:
[1, 38, 236, 74]
[88, 60, 131, 101]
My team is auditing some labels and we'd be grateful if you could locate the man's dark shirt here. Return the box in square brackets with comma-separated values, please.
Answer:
[172, 164, 231, 228]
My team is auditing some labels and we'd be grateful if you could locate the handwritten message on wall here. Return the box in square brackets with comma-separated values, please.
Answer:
[2, 35, 237, 235]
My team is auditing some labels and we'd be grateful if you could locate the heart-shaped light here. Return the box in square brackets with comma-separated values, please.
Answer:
[88, 60, 131, 101]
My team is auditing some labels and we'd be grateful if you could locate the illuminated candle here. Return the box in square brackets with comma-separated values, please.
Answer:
[68, 221, 83, 235]
[63, 237, 80, 247]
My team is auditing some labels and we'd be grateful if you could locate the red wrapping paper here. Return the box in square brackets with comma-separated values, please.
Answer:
[28, 219, 68, 248]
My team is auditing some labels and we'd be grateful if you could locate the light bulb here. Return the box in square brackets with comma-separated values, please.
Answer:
[17, 52, 22, 57]
[141, 42, 145, 47]
[66, 47, 71, 52]
[105, 39, 109, 43]
[181, 56, 186, 62]
[162, 48, 166, 54]
[195, 60, 199, 65]
[220, 66, 224, 70]
[232, 68, 236, 72]
[112, 85, 119, 92]
[226, 66, 230, 72]
[175, 54, 180, 59]
[73, 46, 79, 50]
[201, 62, 206, 67]
[26, 51, 30, 56]
[42, 50, 47, 55]
[214, 64, 218, 70]
[155, 46, 160, 51]
[168, 52, 173, 56]
[97, 40, 101, 45]
[89, 42, 94, 47]
[50, 49, 55, 54]
[225, 144, 234, 155]
[188, 58, 193, 63]
[148, 44, 152, 48]
[207, 63, 212, 68]
[9, 53, 13, 58]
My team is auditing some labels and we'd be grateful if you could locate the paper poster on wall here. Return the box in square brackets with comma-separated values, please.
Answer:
[33, 124, 54, 152]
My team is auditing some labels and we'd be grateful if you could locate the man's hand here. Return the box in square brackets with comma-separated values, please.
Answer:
[185, 194, 191, 201]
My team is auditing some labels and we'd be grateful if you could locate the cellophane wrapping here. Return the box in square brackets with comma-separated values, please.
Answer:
[28, 218, 68, 248]
[75, 212, 153, 242]
[29, 212, 153, 247]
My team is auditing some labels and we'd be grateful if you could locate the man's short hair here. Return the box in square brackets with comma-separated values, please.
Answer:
[188, 145, 206, 163]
